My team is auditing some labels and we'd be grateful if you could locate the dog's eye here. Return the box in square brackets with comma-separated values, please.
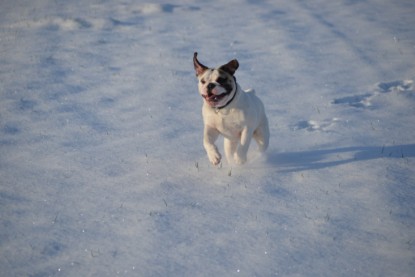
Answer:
[201, 79, 206, 84]
[217, 77, 227, 84]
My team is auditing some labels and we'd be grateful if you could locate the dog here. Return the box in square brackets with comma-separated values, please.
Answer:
[193, 52, 269, 165]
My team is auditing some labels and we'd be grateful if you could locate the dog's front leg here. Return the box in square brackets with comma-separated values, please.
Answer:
[204, 126, 221, 165]
[234, 127, 253, 164]
[224, 138, 238, 164]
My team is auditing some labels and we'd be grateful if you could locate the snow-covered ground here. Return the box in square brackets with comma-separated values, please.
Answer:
[1, 0, 414, 276]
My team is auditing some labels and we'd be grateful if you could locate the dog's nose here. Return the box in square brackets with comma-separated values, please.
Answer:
[207, 83, 216, 90]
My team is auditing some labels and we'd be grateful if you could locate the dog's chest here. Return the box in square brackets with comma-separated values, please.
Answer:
[205, 108, 246, 138]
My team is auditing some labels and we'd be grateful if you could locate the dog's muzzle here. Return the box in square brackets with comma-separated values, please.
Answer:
[203, 83, 229, 103]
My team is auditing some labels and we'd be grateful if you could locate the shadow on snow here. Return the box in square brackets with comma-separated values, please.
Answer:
[266, 144, 415, 172]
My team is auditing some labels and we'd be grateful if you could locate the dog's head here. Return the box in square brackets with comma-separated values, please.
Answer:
[193, 52, 239, 108]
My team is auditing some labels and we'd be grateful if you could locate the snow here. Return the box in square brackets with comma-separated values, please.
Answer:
[1, 0, 414, 276]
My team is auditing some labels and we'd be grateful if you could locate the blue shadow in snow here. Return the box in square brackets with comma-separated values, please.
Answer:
[267, 144, 415, 172]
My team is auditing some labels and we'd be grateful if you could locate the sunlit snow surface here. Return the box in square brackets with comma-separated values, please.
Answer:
[1, 0, 414, 276]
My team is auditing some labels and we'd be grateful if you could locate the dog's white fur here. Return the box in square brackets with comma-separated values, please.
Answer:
[193, 52, 269, 165]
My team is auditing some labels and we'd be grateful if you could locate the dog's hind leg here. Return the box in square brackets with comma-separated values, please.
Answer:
[253, 117, 269, 152]
[224, 138, 238, 164]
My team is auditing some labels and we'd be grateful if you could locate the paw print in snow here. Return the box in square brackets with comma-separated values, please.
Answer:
[293, 118, 340, 132]
[375, 80, 413, 94]
[332, 93, 373, 108]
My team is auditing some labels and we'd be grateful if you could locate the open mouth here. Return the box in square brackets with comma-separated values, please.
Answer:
[202, 92, 228, 103]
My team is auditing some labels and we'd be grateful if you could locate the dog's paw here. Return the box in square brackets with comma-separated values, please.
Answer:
[208, 151, 221, 166]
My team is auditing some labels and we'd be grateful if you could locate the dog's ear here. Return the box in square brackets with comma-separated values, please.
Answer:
[193, 52, 208, 77]
[219, 59, 239, 76]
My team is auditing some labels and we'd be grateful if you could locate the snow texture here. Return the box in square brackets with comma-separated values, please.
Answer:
[1, 0, 414, 276]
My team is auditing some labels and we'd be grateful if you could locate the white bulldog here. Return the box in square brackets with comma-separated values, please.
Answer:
[193, 52, 269, 165]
